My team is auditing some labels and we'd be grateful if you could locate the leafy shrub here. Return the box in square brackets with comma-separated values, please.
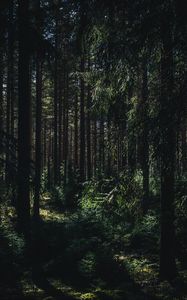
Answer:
[79, 172, 143, 227]
[130, 212, 159, 253]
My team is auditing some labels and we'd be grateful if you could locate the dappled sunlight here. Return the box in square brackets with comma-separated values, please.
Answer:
[39, 193, 68, 222]
[40, 207, 66, 223]
[21, 278, 44, 299]
[115, 254, 158, 283]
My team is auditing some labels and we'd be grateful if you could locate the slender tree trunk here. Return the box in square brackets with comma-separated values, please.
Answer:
[80, 54, 85, 182]
[43, 118, 47, 168]
[159, 6, 177, 280]
[74, 94, 78, 169]
[79, 0, 86, 182]
[117, 128, 121, 174]
[34, 0, 42, 219]
[181, 58, 187, 173]
[33, 0, 43, 219]
[6, 0, 14, 184]
[54, 5, 59, 185]
[63, 71, 69, 186]
[58, 75, 62, 184]
[47, 125, 52, 189]
[0, 36, 3, 140]
[69, 126, 73, 164]
[86, 84, 91, 179]
[10, 0, 15, 141]
[99, 117, 103, 177]
[17, 0, 31, 238]
[127, 81, 136, 174]
[107, 117, 111, 176]
[141, 59, 149, 213]
[93, 116, 97, 178]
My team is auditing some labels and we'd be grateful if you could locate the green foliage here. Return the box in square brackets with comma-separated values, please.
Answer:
[79, 172, 143, 226]
[175, 177, 187, 260]
[0, 200, 25, 262]
[130, 212, 159, 253]
[78, 252, 97, 278]
[51, 185, 65, 203]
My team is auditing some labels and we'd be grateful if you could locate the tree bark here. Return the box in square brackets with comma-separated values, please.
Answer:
[34, 0, 42, 220]
[53, 3, 59, 185]
[6, 0, 14, 184]
[141, 58, 149, 213]
[159, 5, 177, 280]
[80, 54, 85, 182]
[86, 84, 91, 180]
[74, 94, 78, 169]
[17, 0, 31, 238]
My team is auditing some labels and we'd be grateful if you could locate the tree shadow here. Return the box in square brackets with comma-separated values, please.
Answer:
[32, 266, 76, 300]
[30, 213, 160, 300]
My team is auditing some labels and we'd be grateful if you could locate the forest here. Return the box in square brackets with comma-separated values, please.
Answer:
[0, 0, 187, 299]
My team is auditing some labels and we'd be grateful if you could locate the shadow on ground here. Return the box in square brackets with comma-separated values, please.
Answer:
[29, 203, 159, 300]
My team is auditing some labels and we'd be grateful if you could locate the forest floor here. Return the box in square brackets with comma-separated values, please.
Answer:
[0, 192, 187, 300]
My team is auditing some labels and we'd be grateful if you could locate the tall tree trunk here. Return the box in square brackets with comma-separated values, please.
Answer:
[127, 80, 136, 175]
[17, 0, 31, 238]
[0, 33, 3, 141]
[93, 116, 97, 178]
[181, 57, 187, 173]
[99, 116, 105, 176]
[69, 125, 73, 164]
[43, 118, 47, 169]
[63, 71, 69, 186]
[53, 4, 59, 185]
[34, 0, 42, 220]
[86, 84, 91, 180]
[79, 0, 86, 182]
[141, 58, 149, 213]
[6, 0, 14, 184]
[47, 125, 53, 189]
[10, 0, 15, 141]
[79, 54, 85, 182]
[107, 116, 111, 176]
[74, 94, 78, 169]
[159, 6, 177, 280]
[58, 74, 63, 184]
